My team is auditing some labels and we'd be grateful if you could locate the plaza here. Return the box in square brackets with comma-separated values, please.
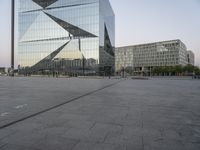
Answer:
[0, 76, 200, 150]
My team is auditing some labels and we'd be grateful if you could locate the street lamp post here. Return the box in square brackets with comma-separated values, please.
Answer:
[11, 0, 15, 76]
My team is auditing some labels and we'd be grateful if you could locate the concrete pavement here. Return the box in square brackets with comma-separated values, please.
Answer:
[0, 77, 200, 150]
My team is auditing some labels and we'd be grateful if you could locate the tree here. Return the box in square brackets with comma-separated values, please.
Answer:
[163, 66, 171, 75]
[183, 64, 194, 73]
[174, 65, 183, 75]
[169, 66, 176, 76]
[153, 66, 162, 75]
[194, 66, 200, 75]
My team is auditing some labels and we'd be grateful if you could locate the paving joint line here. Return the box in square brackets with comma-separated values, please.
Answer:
[0, 79, 124, 130]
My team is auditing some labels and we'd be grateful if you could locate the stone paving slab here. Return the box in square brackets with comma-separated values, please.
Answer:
[0, 77, 117, 128]
[0, 77, 200, 150]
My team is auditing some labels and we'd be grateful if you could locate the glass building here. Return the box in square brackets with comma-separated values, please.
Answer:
[18, 0, 115, 76]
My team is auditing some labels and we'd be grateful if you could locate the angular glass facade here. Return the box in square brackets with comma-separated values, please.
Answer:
[18, 0, 115, 76]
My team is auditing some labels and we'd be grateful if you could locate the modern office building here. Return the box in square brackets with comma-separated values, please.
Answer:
[18, 0, 115, 76]
[187, 50, 195, 65]
[115, 39, 192, 75]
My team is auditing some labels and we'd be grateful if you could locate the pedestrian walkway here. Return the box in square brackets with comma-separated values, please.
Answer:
[0, 77, 200, 150]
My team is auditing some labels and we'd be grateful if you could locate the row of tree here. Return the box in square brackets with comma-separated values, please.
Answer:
[152, 65, 200, 76]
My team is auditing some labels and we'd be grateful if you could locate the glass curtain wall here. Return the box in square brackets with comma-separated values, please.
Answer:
[99, 0, 115, 75]
[18, 0, 100, 76]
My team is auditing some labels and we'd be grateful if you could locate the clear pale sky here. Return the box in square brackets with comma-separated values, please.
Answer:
[0, 0, 200, 67]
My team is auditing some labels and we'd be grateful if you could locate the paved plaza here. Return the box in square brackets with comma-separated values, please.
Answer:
[0, 76, 200, 150]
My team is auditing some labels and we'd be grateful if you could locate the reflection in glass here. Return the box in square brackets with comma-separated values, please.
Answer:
[18, 0, 115, 76]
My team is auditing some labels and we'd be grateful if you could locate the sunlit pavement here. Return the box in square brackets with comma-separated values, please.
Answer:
[0, 76, 200, 150]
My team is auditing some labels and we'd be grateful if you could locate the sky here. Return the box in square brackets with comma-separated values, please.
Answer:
[0, 0, 200, 67]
